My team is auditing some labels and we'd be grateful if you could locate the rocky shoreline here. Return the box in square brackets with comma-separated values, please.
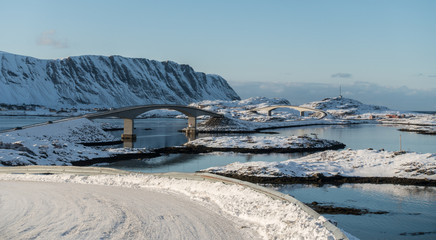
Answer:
[70, 142, 346, 166]
[209, 173, 436, 186]
[155, 143, 346, 154]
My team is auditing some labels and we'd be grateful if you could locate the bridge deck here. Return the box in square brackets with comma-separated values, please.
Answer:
[251, 105, 327, 119]
[84, 104, 222, 119]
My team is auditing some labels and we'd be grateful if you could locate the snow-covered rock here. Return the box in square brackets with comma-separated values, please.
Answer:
[0, 51, 240, 108]
[0, 118, 115, 166]
[203, 149, 436, 180]
[185, 136, 344, 151]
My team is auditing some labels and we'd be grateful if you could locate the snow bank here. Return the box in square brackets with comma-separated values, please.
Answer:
[203, 149, 436, 180]
[185, 135, 344, 150]
[0, 173, 349, 240]
[0, 118, 115, 166]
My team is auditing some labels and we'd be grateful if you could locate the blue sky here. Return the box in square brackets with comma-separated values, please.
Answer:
[1, 0, 435, 110]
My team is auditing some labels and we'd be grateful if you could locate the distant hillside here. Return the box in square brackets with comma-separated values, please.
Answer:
[300, 97, 390, 115]
[0, 51, 240, 108]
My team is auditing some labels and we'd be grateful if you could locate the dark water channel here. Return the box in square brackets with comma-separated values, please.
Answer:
[1, 116, 435, 239]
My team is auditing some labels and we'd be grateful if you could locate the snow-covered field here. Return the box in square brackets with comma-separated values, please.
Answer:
[0, 172, 352, 240]
[185, 135, 344, 150]
[0, 118, 116, 166]
[203, 149, 436, 180]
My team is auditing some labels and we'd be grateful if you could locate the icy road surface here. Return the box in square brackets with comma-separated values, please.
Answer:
[0, 181, 258, 240]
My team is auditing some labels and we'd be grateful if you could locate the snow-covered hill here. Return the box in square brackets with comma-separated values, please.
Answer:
[0, 51, 240, 108]
[300, 97, 390, 116]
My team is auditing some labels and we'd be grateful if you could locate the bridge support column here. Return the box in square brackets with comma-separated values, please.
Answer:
[185, 131, 196, 141]
[123, 140, 134, 148]
[267, 110, 272, 116]
[300, 111, 305, 117]
[187, 116, 197, 132]
[121, 118, 136, 140]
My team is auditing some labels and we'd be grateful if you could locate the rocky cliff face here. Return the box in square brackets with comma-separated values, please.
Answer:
[0, 51, 240, 108]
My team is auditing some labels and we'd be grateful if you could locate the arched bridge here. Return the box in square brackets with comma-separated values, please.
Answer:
[84, 105, 223, 140]
[251, 105, 327, 119]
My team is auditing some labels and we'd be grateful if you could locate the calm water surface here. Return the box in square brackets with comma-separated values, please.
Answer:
[274, 184, 436, 240]
[0, 115, 61, 131]
[1, 116, 435, 240]
[258, 124, 436, 154]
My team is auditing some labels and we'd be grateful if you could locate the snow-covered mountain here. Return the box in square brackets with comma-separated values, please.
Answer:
[0, 51, 240, 108]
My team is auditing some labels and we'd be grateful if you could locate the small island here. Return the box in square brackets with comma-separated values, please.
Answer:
[200, 149, 436, 186]
[160, 135, 345, 154]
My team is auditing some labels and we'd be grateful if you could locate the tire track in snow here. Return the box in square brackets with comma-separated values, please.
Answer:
[0, 181, 258, 240]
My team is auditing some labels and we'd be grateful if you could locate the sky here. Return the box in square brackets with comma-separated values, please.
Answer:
[1, 0, 435, 110]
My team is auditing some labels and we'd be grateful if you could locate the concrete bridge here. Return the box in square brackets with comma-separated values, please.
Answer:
[251, 105, 327, 119]
[84, 105, 223, 140]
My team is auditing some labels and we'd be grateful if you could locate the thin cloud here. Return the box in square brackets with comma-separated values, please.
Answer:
[331, 73, 352, 78]
[415, 73, 436, 78]
[37, 30, 68, 48]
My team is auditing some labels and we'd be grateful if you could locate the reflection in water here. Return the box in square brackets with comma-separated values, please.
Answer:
[258, 124, 436, 153]
[273, 183, 436, 240]
[245, 154, 254, 162]
[122, 131, 195, 148]
[185, 131, 196, 141]
[107, 154, 202, 170]
[105, 153, 301, 173]
[343, 183, 436, 202]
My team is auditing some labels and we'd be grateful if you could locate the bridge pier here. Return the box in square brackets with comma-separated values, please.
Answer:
[300, 111, 305, 117]
[121, 118, 136, 140]
[123, 140, 134, 148]
[267, 110, 272, 117]
[187, 116, 197, 132]
[185, 131, 196, 141]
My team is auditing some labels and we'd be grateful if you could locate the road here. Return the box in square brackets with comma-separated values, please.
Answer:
[0, 181, 258, 240]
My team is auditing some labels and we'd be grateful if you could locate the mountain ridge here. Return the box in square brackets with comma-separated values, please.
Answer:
[0, 51, 240, 108]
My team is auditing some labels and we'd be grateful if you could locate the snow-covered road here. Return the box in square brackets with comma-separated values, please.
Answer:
[0, 181, 258, 240]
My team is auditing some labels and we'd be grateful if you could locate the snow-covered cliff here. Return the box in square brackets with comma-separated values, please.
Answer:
[0, 51, 240, 108]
